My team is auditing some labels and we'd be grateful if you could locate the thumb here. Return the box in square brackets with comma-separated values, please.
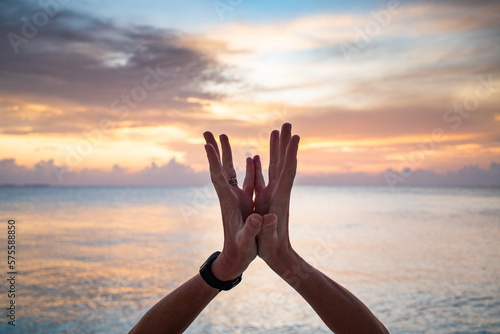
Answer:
[244, 213, 263, 236]
[237, 214, 263, 248]
[262, 213, 278, 233]
[257, 213, 278, 243]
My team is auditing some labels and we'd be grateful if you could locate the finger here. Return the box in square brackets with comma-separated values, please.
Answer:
[268, 130, 279, 183]
[237, 213, 263, 249]
[220, 134, 237, 179]
[257, 213, 278, 245]
[203, 131, 221, 160]
[262, 213, 278, 233]
[276, 123, 291, 178]
[254, 155, 266, 192]
[205, 144, 231, 200]
[276, 135, 300, 196]
[242, 157, 255, 195]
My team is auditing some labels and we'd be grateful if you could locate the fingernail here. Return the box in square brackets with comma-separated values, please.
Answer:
[250, 218, 261, 227]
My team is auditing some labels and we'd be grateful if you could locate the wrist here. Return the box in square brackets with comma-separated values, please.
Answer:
[199, 251, 243, 291]
[266, 249, 300, 277]
[210, 252, 246, 281]
[269, 250, 315, 290]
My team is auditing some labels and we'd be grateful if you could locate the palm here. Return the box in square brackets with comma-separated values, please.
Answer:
[203, 130, 263, 279]
[223, 190, 258, 261]
[236, 187, 254, 221]
[203, 124, 298, 268]
[253, 124, 300, 262]
[254, 181, 275, 215]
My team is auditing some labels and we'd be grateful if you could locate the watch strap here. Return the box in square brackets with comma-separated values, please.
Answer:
[199, 251, 242, 291]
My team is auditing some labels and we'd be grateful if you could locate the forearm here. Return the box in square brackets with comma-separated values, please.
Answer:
[271, 251, 388, 334]
[129, 273, 219, 334]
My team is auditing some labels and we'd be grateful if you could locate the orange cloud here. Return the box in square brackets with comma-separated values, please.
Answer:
[1, 0, 499, 182]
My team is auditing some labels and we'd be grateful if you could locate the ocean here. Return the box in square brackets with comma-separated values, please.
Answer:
[0, 186, 499, 333]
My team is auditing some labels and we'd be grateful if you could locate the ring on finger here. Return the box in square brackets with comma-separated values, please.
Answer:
[228, 177, 238, 186]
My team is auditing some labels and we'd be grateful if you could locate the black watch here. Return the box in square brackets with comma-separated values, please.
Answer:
[199, 251, 242, 291]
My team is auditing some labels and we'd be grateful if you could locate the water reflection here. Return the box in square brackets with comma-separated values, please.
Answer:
[0, 186, 499, 333]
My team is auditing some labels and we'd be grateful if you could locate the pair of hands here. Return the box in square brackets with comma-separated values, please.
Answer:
[203, 123, 300, 281]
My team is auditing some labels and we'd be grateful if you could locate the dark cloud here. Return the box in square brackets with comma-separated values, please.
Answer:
[419, 0, 500, 8]
[0, 0, 233, 134]
[1, 158, 499, 187]
[295, 162, 500, 187]
[290, 104, 499, 141]
[0, 158, 209, 186]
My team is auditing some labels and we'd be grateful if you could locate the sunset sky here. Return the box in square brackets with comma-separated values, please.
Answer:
[1, 0, 499, 186]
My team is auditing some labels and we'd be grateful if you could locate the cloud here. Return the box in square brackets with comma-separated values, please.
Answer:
[295, 162, 500, 187]
[204, 0, 500, 112]
[1, 0, 499, 178]
[0, 158, 209, 186]
[0, 0, 234, 135]
[1, 158, 499, 187]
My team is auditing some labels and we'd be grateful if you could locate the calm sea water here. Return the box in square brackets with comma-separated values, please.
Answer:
[0, 186, 499, 333]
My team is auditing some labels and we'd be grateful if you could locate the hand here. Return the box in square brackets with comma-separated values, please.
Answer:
[254, 123, 300, 271]
[204, 132, 255, 220]
[203, 132, 262, 281]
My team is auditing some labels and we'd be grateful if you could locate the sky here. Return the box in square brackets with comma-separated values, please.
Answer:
[0, 0, 499, 186]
